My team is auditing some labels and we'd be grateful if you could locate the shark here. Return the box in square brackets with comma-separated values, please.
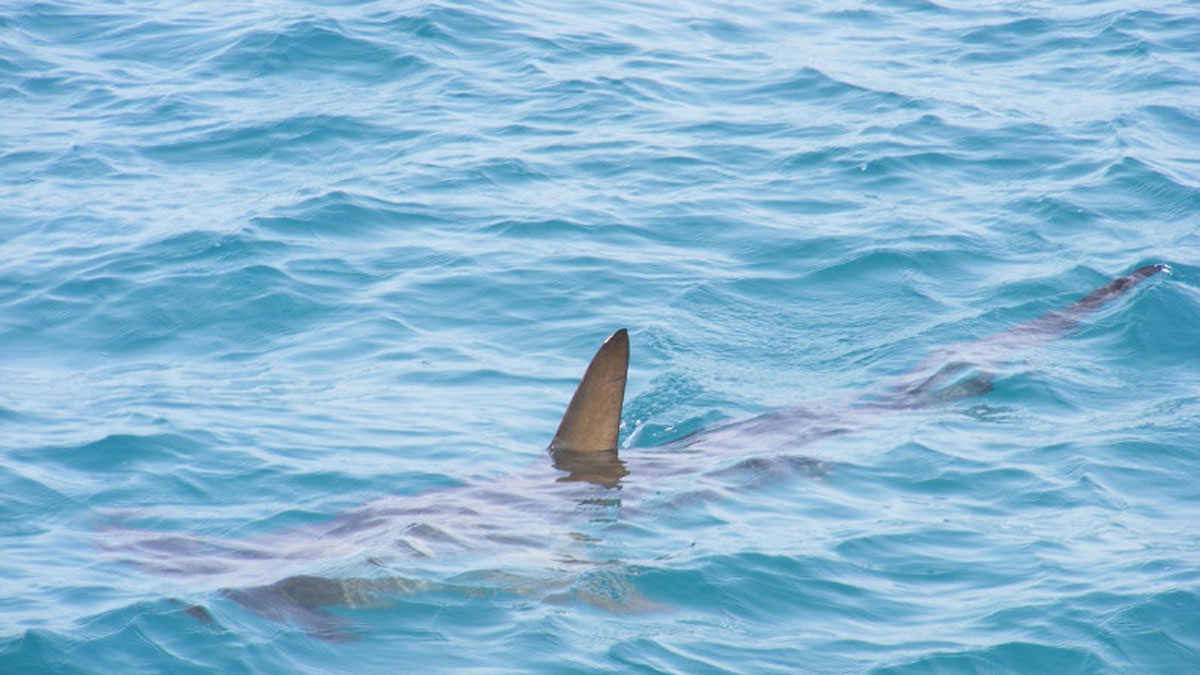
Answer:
[104, 263, 1167, 640]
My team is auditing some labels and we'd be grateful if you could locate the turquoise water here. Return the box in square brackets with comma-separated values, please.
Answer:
[3, 0, 1200, 671]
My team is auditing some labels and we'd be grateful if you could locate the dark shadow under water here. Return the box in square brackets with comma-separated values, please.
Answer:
[99, 265, 1167, 640]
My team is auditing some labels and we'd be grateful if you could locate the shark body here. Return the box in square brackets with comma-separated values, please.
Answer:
[106, 264, 1167, 639]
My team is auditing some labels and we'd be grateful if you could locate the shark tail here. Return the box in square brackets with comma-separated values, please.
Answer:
[870, 263, 1168, 408]
[1012, 263, 1167, 340]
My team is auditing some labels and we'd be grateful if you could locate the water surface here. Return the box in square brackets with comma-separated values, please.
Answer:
[2, 0, 1199, 672]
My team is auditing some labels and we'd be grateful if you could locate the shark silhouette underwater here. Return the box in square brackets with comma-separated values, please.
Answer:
[105, 264, 1167, 640]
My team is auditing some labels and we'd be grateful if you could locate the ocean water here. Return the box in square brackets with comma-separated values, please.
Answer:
[2, 0, 1200, 672]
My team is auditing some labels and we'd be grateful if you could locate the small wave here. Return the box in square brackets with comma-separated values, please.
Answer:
[15, 432, 207, 473]
[203, 19, 428, 82]
[253, 190, 445, 239]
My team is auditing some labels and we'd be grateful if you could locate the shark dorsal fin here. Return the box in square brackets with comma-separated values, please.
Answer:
[549, 328, 628, 455]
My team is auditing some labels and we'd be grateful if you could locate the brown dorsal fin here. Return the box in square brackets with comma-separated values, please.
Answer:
[548, 329, 628, 454]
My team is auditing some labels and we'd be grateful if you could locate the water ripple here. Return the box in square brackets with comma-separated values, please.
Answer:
[2, 0, 1199, 672]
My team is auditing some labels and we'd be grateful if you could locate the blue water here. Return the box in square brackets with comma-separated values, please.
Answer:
[3, 0, 1200, 671]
